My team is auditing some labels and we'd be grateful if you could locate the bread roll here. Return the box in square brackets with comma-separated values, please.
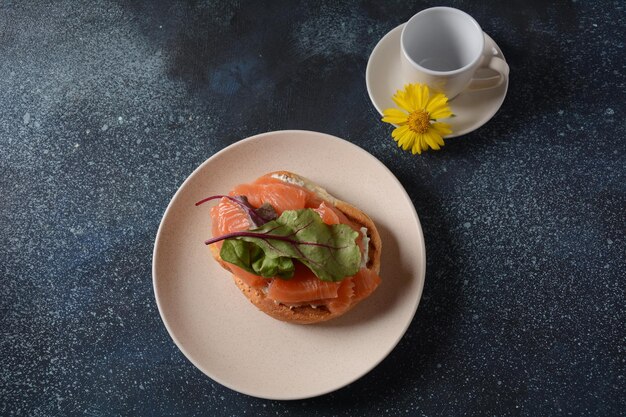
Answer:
[209, 171, 382, 324]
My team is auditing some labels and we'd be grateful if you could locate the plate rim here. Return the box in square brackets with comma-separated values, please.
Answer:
[152, 129, 427, 400]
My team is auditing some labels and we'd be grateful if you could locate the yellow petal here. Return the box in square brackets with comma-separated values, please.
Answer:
[426, 93, 448, 111]
[434, 131, 445, 146]
[397, 129, 415, 150]
[427, 94, 453, 120]
[429, 108, 453, 120]
[392, 94, 413, 113]
[432, 122, 452, 137]
[408, 130, 420, 150]
[397, 136, 410, 150]
[382, 108, 409, 124]
[392, 124, 410, 139]
[411, 134, 424, 154]
[404, 84, 418, 110]
[424, 129, 442, 150]
[413, 83, 430, 110]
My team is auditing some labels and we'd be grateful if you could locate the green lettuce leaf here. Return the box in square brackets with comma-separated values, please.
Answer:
[216, 208, 361, 282]
[221, 239, 295, 279]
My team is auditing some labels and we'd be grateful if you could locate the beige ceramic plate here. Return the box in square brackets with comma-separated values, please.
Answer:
[152, 130, 426, 400]
[366, 24, 509, 138]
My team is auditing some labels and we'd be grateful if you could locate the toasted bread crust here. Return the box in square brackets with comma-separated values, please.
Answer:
[212, 171, 382, 324]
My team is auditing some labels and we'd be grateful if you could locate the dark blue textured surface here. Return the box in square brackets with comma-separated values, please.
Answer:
[1, 1, 624, 415]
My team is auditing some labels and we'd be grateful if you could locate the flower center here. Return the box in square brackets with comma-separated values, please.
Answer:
[407, 110, 431, 133]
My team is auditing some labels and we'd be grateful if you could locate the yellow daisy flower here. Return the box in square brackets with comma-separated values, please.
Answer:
[382, 83, 454, 154]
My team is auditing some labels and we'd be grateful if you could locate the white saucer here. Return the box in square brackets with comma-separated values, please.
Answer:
[366, 24, 509, 138]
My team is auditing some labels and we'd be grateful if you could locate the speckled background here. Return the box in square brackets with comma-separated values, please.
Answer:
[1, 0, 624, 415]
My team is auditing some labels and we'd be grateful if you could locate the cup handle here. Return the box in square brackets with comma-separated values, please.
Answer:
[466, 37, 510, 92]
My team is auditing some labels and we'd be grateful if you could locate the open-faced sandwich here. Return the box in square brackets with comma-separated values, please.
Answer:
[196, 171, 382, 324]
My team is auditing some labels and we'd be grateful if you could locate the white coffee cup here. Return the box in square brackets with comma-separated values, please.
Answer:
[400, 7, 509, 99]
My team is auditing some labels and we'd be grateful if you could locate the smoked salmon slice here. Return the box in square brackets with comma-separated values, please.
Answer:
[327, 277, 355, 314]
[210, 197, 251, 236]
[267, 262, 341, 303]
[228, 263, 267, 288]
[229, 183, 307, 214]
[209, 198, 267, 288]
[313, 201, 341, 225]
[352, 268, 382, 301]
